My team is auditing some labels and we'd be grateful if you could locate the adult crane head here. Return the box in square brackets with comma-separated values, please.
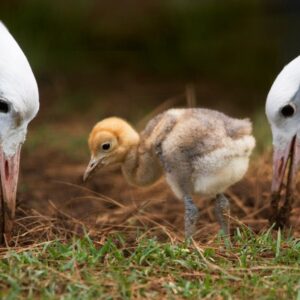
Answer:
[0, 22, 39, 239]
[266, 56, 300, 197]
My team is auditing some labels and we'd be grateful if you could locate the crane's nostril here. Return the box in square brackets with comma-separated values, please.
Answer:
[5, 160, 9, 180]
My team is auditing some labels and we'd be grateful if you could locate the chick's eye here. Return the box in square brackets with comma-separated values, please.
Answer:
[281, 104, 296, 118]
[0, 100, 10, 114]
[102, 143, 111, 151]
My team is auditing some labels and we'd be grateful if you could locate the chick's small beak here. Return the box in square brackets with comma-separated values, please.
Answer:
[83, 156, 102, 182]
[272, 134, 300, 193]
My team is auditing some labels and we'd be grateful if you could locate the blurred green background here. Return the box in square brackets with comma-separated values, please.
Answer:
[1, 0, 300, 157]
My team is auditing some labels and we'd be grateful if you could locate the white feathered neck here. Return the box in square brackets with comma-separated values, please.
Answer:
[266, 55, 300, 116]
[0, 22, 39, 156]
[0, 22, 39, 118]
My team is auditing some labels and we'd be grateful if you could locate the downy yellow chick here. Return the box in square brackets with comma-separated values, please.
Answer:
[84, 108, 255, 237]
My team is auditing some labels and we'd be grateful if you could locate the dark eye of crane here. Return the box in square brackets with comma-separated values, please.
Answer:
[102, 143, 111, 151]
[281, 104, 295, 118]
[0, 100, 9, 113]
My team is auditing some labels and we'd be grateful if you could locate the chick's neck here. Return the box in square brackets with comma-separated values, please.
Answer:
[121, 135, 163, 187]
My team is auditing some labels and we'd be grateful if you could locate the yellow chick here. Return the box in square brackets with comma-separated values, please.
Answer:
[84, 108, 256, 238]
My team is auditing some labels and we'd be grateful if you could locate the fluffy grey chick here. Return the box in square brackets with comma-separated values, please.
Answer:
[84, 108, 256, 238]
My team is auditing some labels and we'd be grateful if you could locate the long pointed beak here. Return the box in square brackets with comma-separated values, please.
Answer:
[272, 135, 300, 193]
[288, 135, 300, 191]
[0, 146, 21, 240]
[83, 157, 102, 182]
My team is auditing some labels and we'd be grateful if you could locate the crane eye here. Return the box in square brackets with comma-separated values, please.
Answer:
[101, 143, 111, 151]
[281, 104, 296, 118]
[0, 100, 10, 113]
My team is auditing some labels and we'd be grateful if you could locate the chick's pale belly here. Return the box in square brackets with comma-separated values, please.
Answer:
[164, 135, 255, 199]
[193, 156, 250, 196]
[193, 135, 255, 196]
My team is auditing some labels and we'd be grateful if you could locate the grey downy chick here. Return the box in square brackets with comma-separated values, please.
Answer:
[84, 108, 256, 238]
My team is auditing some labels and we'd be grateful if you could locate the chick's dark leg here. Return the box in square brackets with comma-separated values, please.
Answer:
[183, 195, 199, 238]
[215, 194, 230, 236]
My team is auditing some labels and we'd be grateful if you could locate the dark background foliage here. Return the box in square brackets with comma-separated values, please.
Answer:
[1, 0, 300, 149]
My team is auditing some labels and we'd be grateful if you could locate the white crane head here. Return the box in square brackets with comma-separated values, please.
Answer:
[0, 22, 39, 237]
[266, 55, 300, 194]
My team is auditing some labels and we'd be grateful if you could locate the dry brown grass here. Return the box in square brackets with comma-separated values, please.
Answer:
[10, 148, 300, 249]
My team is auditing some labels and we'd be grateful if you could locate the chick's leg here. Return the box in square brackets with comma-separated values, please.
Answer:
[183, 195, 199, 238]
[215, 194, 230, 236]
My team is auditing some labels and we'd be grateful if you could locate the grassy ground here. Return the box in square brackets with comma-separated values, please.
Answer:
[0, 87, 298, 299]
[0, 228, 300, 299]
[1, 2, 300, 299]
[3, 84, 295, 299]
